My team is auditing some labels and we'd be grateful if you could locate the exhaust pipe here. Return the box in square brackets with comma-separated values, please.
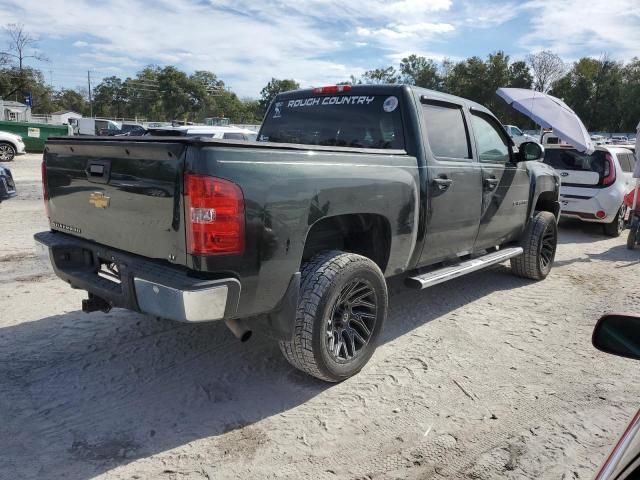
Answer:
[224, 318, 252, 342]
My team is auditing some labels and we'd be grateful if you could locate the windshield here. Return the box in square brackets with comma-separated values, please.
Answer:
[259, 94, 405, 149]
[543, 148, 606, 173]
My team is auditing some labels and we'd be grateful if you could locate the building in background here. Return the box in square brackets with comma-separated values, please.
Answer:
[0, 100, 32, 122]
[50, 110, 82, 125]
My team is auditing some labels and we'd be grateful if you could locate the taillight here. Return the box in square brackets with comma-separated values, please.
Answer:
[184, 174, 245, 255]
[602, 153, 616, 186]
[312, 85, 352, 94]
[41, 161, 50, 218]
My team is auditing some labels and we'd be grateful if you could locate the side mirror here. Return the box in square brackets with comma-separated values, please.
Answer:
[515, 141, 544, 162]
[593, 314, 640, 361]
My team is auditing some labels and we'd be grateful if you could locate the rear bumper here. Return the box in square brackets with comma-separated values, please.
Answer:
[34, 231, 241, 322]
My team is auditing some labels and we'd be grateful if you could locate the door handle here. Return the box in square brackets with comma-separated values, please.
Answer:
[484, 177, 499, 191]
[433, 177, 453, 191]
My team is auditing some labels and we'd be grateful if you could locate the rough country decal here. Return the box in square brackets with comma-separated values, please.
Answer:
[287, 96, 376, 108]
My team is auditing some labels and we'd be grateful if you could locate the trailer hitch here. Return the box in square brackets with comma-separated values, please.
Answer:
[82, 293, 112, 314]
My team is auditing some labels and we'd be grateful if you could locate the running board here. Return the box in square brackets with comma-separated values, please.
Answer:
[405, 247, 524, 290]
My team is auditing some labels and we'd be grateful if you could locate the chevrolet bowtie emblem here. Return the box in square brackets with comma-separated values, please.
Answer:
[89, 192, 110, 209]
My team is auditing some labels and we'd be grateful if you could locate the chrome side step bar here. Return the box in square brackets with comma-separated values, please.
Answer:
[405, 247, 524, 290]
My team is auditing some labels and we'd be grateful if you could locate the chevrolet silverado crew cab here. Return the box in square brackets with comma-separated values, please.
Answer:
[35, 85, 560, 382]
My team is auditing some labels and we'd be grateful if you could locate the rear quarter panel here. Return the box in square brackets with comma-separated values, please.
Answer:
[188, 145, 419, 317]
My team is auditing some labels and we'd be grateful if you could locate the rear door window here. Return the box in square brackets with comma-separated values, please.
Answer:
[259, 94, 405, 149]
[422, 102, 471, 160]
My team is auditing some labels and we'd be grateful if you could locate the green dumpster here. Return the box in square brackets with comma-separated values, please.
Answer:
[0, 121, 70, 153]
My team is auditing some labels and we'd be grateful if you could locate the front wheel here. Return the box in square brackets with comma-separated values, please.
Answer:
[0, 142, 16, 162]
[279, 251, 388, 382]
[603, 205, 626, 237]
[511, 211, 557, 280]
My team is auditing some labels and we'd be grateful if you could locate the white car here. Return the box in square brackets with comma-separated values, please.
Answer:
[0, 131, 26, 162]
[543, 145, 636, 236]
[503, 124, 537, 145]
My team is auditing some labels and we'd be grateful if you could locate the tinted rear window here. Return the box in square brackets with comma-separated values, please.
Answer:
[259, 94, 404, 149]
[543, 149, 606, 173]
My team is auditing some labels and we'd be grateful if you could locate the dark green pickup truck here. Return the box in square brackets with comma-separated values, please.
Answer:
[35, 84, 560, 381]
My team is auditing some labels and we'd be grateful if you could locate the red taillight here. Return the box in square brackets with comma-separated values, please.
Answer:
[312, 85, 352, 94]
[596, 210, 606, 219]
[184, 174, 245, 255]
[41, 161, 50, 218]
[602, 153, 616, 186]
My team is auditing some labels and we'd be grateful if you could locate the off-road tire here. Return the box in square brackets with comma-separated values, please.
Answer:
[279, 251, 388, 382]
[0, 142, 16, 162]
[511, 211, 557, 280]
[603, 205, 626, 237]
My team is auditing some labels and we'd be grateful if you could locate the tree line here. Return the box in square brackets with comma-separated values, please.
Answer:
[1, 24, 638, 131]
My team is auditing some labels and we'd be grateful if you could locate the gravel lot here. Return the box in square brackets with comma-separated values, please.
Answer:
[2, 153, 640, 480]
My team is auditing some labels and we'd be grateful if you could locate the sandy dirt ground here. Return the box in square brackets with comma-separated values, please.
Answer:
[1, 153, 640, 480]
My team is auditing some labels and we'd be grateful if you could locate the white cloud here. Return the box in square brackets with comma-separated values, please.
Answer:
[357, 22, 454, 40]
[518, 0, 640, 60]
[0, 0, 638, 96]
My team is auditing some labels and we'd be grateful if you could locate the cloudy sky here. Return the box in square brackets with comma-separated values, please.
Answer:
[0, 0, 638, 98]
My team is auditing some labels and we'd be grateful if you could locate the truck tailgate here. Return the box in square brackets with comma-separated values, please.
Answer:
[45, 139, 188, 265]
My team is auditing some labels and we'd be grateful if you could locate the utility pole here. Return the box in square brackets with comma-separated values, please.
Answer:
[87, 70, 93, 117]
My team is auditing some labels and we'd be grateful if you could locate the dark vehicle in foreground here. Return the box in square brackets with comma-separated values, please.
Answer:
[592, 313, 640, 479]
[35, 85, 560, 381]
[0, 164, 16, 202]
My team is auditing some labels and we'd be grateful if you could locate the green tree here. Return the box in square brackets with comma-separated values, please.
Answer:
[360, 66, 399, 85]
[508, 61, 533, 89]
[52, 88, 89, 115]
[399, 55, 440, 89]
[259, 78, 300, 113]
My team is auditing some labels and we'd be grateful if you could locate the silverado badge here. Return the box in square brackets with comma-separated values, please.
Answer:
[89, 192, 110, 209]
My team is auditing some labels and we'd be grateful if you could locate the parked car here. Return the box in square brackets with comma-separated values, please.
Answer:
[611, 136, 629, 145]
[503, 124, 537, 146]
[592, 313, 640, 479]
[543, 145, 636, 236]
[0, 131, 26, 162]
[0, 164, 16, 202]
[35, 84, 560, 382]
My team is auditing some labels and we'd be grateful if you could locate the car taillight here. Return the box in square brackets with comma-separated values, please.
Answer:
[602, 153, 616, 186]
[312, 85, 352, 94]
[184, 173, 245, 255]
[41, 161, 50, 218]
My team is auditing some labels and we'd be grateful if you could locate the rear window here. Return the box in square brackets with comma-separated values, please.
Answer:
[223, 132, 248, 140]
[259, 94, 405, 149]
[543, 149, 606, 173]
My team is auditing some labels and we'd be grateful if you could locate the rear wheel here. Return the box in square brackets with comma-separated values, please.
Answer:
[279, 251, 388, 382]
[0, 142, 16, 162]
[511, 211, 557, 280]
[603, 205, 626, 237]
[628, 222, 639, 250]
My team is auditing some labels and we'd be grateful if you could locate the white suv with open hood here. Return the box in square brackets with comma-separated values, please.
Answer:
[543, 145, 636, 236]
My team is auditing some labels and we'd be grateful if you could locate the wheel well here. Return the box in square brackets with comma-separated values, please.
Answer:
[302, 214, 391, 272]
[534, 191, 559, 219]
